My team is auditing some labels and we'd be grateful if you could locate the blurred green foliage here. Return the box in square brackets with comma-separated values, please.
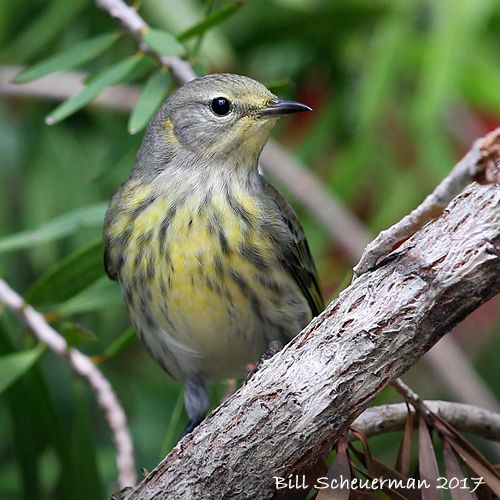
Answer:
[1, 0, 500, 498]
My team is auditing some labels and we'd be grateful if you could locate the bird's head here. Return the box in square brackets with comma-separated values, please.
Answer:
[140, 73, 311, 171]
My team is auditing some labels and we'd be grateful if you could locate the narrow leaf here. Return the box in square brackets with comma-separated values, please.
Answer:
[316, 435, 351, 500]
[350, 428, 376, 480]
[418, 415, 444, 500]
[46, 55, 142, 124]
[56, 277, 124, 317]
[395, 404, 413, 477]
[15, 33, 119, 83]
[0, 0, 87, 63]
[177, 1, 244, 42]
[0, 325, 72, 498]
[430, 412, 500, 497]
[0, 204, 107, 253]
[0, 345, 45, 394]
[96, 327, 137, 363]
[463, 463, 494, 500]
[128, 70, 171, 134]
[25, 240, 105, 307]
[142, 29, 185, 56]
[442, 437, 474, 500]
[446, 439, 500, 498]
[160, 389, 185, 458]
[0, 337, 43, 498]
[60, 323, 97, 349]
[349, 445, 418, 500]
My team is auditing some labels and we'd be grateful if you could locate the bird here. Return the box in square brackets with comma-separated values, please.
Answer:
[103, 73, 323, 436]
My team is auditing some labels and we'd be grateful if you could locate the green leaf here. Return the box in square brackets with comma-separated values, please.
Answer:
[98, 326, 137, 362]
[0, 203, 107, 254]
[60, 323, 97, 349]
[56, 277, 124, 317]
[142, 28, 185, 56]
[46, 54, 143, 125]
[0, 0, 87, 64]
[0, 345, 45, 395]
[128, 70, 171, 134]
[15, 33, 119, 84]
[25, 239, 105, 307]
[177, 1, 244, 42]
[160, 389, 185, 458]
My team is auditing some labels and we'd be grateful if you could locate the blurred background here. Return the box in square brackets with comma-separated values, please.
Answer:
[2, 0, 500, 498]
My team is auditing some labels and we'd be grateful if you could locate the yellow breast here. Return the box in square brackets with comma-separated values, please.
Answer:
[106, 182, 310, 380]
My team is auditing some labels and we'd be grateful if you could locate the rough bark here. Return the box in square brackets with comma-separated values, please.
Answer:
[126, 182, 500, 500]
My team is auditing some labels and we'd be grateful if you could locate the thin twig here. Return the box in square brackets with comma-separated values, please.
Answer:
[390, 378, 500, 458]
[0, 278, 136, 489]
[351, 400, 500, 442]
[391, 378, 432, 418]
[94, 0, 196, 84]
[353, 128, 500, 278]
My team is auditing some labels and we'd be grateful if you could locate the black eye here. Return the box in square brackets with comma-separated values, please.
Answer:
[211, 97, 231, 116]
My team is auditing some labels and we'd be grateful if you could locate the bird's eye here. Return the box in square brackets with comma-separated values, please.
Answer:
[211, 97, 231, 116]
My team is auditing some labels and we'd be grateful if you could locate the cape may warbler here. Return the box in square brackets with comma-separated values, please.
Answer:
[103, 73, 323, 435]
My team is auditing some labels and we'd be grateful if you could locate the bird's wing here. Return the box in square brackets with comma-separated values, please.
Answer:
[262, 179, 324, 317]
[104, 245, 118, 281]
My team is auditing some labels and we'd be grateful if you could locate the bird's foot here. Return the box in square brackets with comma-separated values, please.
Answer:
[108, 486, 133, 500]
[246, 340, 283, 383]
[181, 416, 204, 438]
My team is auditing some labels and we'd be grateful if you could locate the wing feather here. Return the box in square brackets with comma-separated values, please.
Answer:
[262, 179, 324, 317]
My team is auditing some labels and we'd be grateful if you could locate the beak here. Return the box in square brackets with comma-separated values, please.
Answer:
[258, 98, 312, 117]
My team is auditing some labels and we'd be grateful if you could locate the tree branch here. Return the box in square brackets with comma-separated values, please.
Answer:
[351, 400, 500, 443]
[353, 128, 500, 277]
[0, 278, 137, 489]
[94, 0, 196, 85]
[122, 178, 500, 499]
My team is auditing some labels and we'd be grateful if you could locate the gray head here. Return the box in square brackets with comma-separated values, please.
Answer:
[133, 73, 311, 175]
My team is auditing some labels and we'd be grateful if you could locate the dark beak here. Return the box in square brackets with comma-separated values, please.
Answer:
[258, 98, 312, 117]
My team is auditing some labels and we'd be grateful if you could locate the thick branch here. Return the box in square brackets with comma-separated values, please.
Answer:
[125, 181, 500, 499]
